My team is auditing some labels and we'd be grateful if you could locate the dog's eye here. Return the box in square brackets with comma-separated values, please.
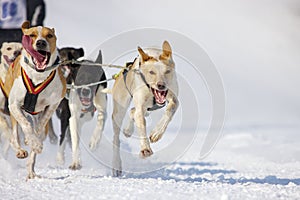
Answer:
[149, 70, 156, 75]
[29, 34, 36, 38]
[165, 70, 171, 74]
[47, 34, 53, 39]
[6, 47, 12, 51]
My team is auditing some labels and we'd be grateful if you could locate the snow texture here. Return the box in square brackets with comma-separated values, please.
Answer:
[1, 0, 300, 199]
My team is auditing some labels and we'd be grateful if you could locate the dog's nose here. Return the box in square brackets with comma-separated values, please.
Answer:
[81, 88, 91, 97]
[36, 40, 47, 49]
[14, 50, 21, 57]
[157, 82, 166, 90]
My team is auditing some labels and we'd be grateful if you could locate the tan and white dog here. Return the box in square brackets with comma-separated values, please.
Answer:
[0, 42, 22, 154]
[4, 21, 66, 179]
[111, 41, 179, 176]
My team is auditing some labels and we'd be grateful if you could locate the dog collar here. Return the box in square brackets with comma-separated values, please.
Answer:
[21, 67, 56, 115]
[24, 56, 60, 72]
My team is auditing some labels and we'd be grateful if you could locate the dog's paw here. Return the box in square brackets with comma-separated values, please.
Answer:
[49, 135, 58, 145]
[140, 148, 153, 158]
[149, 131, 163, 143]
[123, 127, 134, 138]
[56, 153, 65, 165]
[26, 172, 41, 180]
[24, 138, 29, 145]
[16, 149, 28, 159]
[89, 138, 100, 151]
[69, 163, 82, 170]
[112, 168, 122, 177]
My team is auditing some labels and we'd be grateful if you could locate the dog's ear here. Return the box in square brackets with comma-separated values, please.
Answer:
[138, 46, 150, 63]
[21, 21, 30, 33]
[79, 48, 84, 57]
[95, 50, 102, 64]
[160, 40, 172, 60]
[51, 28, 55, 34]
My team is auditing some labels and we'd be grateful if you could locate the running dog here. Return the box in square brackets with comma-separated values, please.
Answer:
[111, 41, 179, 176]
[3, 21, 66, 179]
[56, 47, 107, 170]
[0, 42, 58, 158]
[0, 42, 22, 155]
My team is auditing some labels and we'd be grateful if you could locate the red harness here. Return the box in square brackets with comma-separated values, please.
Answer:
[21, 67, 56, 115]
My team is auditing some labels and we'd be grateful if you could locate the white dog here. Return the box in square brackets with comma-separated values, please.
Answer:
[111, 41, 179, 176]
[0, 42, 22, 155]
[3, 21, 66, 179]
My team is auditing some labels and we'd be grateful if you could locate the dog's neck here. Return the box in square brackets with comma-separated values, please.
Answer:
[20, 49, 59, 85]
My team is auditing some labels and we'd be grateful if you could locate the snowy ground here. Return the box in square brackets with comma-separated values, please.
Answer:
[1, 0, 300, 199]
[0, 125, 299, 200]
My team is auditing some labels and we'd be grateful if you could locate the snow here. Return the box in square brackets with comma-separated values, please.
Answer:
[1, 128, 300, 199]
[1, 0, 300, 199]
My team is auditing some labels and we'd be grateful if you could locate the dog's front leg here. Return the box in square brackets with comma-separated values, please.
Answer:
[134, 106, 153, 158]
[36, 103, 59, 141]
[89, 89, 107, 151]
[69, 101, 82, 170]
[26, 150, 40, 179]
[9, 103, 42, 154]
[150, 94, 179, 143]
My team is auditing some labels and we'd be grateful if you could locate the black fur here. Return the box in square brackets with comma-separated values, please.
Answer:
[56, 47, 84, 145]
[56, 48, 106, 146]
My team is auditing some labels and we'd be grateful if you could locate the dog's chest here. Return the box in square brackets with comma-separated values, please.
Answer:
[13, 70, 64, 114]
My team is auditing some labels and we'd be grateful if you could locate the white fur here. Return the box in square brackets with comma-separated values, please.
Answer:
[8, 42, 65, 179]
[0, 42, 22, 157]
[111, 42, 179, 176]
[63, 85, 107, 170]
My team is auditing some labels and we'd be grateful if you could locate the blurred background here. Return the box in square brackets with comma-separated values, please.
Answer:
[44, 0, 300, 131]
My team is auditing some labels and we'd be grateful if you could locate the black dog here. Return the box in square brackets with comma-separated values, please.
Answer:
[56, 47, 107, 170]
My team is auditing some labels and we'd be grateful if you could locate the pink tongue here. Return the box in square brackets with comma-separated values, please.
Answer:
[155, 90, 166, 104]
[22, 35, 46, 63]
[3, 55, 12, 65]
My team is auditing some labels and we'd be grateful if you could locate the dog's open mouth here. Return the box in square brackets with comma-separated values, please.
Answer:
[22, 35, 51, 72]
[151, 88, 168, 105]
[31, 50, 51, 72]
[3, 55, 14, 66]
[80, 97, 92, 107]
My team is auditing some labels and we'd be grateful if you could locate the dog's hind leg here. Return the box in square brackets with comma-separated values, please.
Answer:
[123, 107, 135, 138]
[89, 88, 107, 151]
[56, 99, 71, 165]
[0, 116, 11, 157]
[47, 118, 58, 144]
[112, 98, 131, 177]
[150, 94, 179, 143]
[56, 126, 70, 166]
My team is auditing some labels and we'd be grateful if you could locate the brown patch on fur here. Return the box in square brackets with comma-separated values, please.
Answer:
[21, 21, 30, 30]
[3, 56, 22, 96]
[41, 28, 57, 53]
[58, 67, 67, 98]
[138, 47, 158, 63]
[21, 21, 57, 54]
[159, 41, 175, 67]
